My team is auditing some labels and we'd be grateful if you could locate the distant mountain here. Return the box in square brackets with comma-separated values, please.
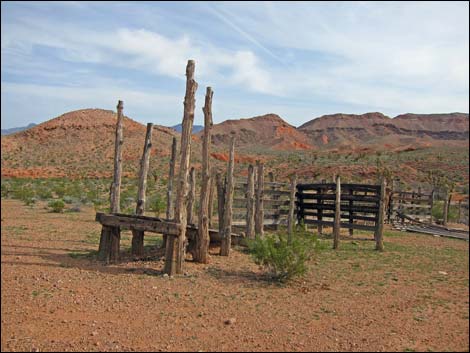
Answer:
[1, 123, 37, 136]
[298, 112, 469, 149]
[171, 123, 204, 133]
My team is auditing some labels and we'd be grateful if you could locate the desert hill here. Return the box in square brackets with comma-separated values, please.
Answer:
[1, 109, 178, 178]
[202, 113, 314, 151]
[298, 112, 469, 149]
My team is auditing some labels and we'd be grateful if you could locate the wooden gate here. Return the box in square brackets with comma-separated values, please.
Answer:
[388, 190, 433, 224]
[296, 183, 382, 233]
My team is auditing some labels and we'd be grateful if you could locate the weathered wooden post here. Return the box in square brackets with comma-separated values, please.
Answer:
[443, 189, 450, 226]
[458, 200, 462, 224]
[255, 161, 265, 237]
[98, 100, 124, 262]
[216, 172, 225, 237]
[333, 175, 341, 249]
[163, 136, 177, 248]
[164, 59, 198, 276]
[192, 87, 213, 263]
[220, 136, 235, 256]
[375, 177, 386, 251]
[246, 164, 256, 239]
[288, 174, 297, 244]
[130, 123, 153, 257]
[208, 169, 216, 228]
[187, 167, 196, 225]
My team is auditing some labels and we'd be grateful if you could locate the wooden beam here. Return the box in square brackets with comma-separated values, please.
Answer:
[164, 59, 198, 276]
[216, 172, 226, 239]
[187, 167, 196, 225]
[220, 135, 235, 256]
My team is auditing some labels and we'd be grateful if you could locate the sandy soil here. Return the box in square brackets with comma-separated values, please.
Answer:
[1, 199, 468, 352]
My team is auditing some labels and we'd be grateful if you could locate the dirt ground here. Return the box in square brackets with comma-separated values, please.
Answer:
[1, 199, 469, 352]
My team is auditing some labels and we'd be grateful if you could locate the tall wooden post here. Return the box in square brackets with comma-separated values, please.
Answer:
[288, 174, 297, 244]
[131, 123, 153, 257]
[98, 100, 124, 262]
[164, 59, 198, 276]
[216, 173, 225, 237]
[318, 180, 325, 235]
[220, 136, 235, 256]
[193, 87, 213, 263]
[163, 136, 177, 248]
[187, 167, 196, 225]
[246, 164, 256, 239]
[333, 175, 341, 249]
[208, 168, 216, 228]
[458, 200, 462, 224]
[375, 177, 386, 251]
[443, 189, 450, 226]
[255, 161, 265, 237]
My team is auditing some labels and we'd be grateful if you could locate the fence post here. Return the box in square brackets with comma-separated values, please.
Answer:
[255, 161, 265, 237]
[131, 123, 153, 258]
[333, 175, 341, 249]
[220, 136, 235, 256]
[98, 100, 124, 262]
[216, 172, 226, 238]
[443, 189, 449, 226]
[193, 86, 213, 263]
[164, 59, 198, 276]
[187, 167, 196, 225]
[208, 169, 216, 228]
[318, 180, 325, 235]
[246, 164, 256, 239]
[429, 189, 434, 225]
[288, 174, 297, 244]
[375, 177, 386, 251]
[163, 136, 177, 248]
[458, 200, 462, 224]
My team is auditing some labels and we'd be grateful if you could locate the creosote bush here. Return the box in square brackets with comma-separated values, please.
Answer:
[246, 228, 317, 282]
[48, 199, 65, 213]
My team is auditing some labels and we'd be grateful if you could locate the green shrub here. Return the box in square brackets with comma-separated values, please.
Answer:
[48, 199, 65, 213]
[147, 194, 166, 216]
[246, 230, 317, 282]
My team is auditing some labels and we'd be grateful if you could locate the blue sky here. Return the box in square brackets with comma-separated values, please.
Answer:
[1, 1, 469, 129]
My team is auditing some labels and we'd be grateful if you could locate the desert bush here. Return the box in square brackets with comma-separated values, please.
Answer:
[246, 229, 317, 282]
[48, 199, 65, 213]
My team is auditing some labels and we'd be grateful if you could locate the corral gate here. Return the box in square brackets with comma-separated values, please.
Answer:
[296, 182, 382, 233]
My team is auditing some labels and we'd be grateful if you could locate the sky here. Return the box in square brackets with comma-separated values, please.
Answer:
[1, 1, 469, 129]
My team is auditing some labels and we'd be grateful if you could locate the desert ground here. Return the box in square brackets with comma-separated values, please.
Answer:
[1, 199, 468, 352]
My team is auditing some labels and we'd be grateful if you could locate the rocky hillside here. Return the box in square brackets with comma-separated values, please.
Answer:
[298, 112, 469, 149]
[1, 109, 178, 178]
[203, 113, 314, 151]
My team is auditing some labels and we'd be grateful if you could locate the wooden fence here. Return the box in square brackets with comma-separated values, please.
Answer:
[296, 182, 383, 233]
[232, 178, 292, 231]
[388, 190, 433, 224]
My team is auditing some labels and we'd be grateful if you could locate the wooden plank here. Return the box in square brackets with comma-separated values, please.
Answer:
[255, 161, 264, 237]
[246, 164, 255, 239]
[96, 213, 180, 235]
[297, 203, 379, 213]
[298, 193, 380, 202]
